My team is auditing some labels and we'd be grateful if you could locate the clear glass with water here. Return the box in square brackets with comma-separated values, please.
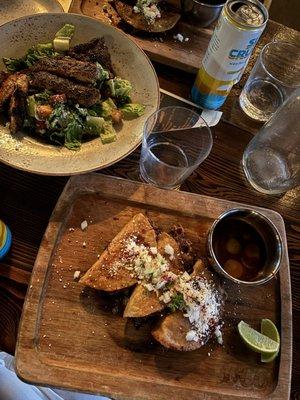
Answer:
[140, 107, 213, 190]
[239, 41, 300, 122]
[243, 88, 300, 194]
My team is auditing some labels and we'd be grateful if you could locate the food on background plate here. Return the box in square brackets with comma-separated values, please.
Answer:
[83, 0, 181, 33]
[80, 213, 224, 351]
[0, 24, 145, 149]
[115, 0, 181, 32]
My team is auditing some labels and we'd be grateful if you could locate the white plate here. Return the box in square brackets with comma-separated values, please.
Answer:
[0, 13, 159, 175]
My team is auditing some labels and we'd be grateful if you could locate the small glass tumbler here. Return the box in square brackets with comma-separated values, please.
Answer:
[140, 106, 213, 190]
[239, 41, 300, 122]
[242, 88, 300, 194]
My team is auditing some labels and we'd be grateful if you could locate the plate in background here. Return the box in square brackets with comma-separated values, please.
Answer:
[0, 0, 63, 25]
[0, 13, 159, 175]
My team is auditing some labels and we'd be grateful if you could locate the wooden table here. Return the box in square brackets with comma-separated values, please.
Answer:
[0, 21, 299, 399]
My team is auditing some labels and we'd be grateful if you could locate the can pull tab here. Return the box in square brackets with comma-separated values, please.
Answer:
[230, 1, 265, 26]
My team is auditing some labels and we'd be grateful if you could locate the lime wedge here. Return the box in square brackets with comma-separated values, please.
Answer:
[238, 320, 279, 354]
[261, 319, 280, 363]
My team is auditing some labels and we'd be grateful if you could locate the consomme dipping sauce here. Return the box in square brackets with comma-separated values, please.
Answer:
[208, 208, 283, 285]
[213, 219, 266, 281]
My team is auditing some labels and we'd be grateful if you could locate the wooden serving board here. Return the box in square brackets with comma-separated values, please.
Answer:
[16, 174, 292, 399]
[69, 0, 272, 74]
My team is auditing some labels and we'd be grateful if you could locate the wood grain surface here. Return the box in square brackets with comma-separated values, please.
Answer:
[15, 174, 291, 399]
[0, 20, 299, 399]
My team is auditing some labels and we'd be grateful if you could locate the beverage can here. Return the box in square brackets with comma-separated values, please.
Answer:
[192, 0, 268, 110]
[0, 220, 12, 259]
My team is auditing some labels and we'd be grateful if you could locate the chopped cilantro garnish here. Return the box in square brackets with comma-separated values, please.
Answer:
[168, 292, 185, 312]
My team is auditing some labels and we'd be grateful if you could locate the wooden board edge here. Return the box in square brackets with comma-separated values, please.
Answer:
[15, 177, 78, 373]
[270, 219, 292, 399]
[15, 173, 292, 399]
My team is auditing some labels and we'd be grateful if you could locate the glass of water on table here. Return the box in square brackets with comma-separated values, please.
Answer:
[243, 88, 300, 194]
[140, 106, 213, 190]
[239, 41, 300, 122]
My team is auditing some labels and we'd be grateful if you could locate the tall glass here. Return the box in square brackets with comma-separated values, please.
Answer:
[242, 88, 300, 194]
[239, 41, 300, 122]
[140, 107, 213, 190]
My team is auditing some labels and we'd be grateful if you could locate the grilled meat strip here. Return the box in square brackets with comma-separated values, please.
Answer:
[15, 73, 29, 93]
[8, 74, 29, 134]
[0, 74, 17, 107]
[30, 71, 100, 107]
[0, 72, 28, 108]
[31, 56, 100, 84]
[68, 38, 113, 73]
[9, 88, 27, 134]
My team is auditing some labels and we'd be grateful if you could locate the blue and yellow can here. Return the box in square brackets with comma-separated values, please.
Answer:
[0, 220, 12, 259]
[192, 0, 268, 110]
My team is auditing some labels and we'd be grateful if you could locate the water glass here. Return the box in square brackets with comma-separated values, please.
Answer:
[242, 88, 300, 194]
[140, 106, 213, 190]
[239, 41, 300, 122]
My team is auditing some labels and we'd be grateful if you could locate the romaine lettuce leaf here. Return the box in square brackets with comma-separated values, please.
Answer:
[120, 103, 145, 118]
[3, 43, 58, 72]
[108, 78, 132, 101]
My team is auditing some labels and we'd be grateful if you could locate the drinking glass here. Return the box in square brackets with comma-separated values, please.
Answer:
[140, 106, 213, 190]
[242, 88, 300, 194]
[239, 41, 300, 122]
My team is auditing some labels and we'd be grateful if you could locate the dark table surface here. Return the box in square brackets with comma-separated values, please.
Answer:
[0, 22, 299, 399]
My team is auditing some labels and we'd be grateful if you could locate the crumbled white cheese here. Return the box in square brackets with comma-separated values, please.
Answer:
[173, 33, 190, 43]
[144, 283, 155, 292]
[81, 220, 88, 230]
[173, 274, 222, 344]
[164, 244, 174, 260]
[133, 0, 161, 24]
[186, 330, 199, 341]
[215, 325, 223, 345]
[150, 247, 158, 255]
[124, 237, 171, 292]
[73, 270, 81, 280]
[173, 33, 184, 42]
[159, 291, 172, 304]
